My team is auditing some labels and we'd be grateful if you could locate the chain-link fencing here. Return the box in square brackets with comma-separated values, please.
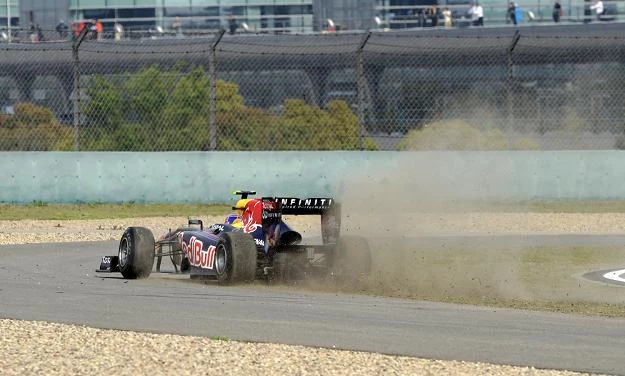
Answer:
[0, 25, 624, 151]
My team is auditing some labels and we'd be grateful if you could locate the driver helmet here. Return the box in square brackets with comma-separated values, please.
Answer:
[227, 198, 250, 228]
[234, 199, 250, 216]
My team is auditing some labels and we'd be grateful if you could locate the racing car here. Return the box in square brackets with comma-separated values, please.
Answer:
[97, 191, 371, 283]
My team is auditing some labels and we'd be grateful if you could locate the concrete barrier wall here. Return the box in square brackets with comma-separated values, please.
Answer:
[1, 151, 624, 204]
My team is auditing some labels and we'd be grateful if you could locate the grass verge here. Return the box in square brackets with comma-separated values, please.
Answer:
[0, 203, 231, 220]
[3, 199, 625, 220]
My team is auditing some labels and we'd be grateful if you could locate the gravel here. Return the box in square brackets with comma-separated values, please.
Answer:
[1, 213, 618, 376]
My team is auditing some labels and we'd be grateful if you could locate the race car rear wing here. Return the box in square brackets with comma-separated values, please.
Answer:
[273, 197, 337, 215]
[263, 196, 341, 244]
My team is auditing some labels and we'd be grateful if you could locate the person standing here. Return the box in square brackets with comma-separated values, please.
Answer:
[56, 20, 69, 39]
[172, 16, 182, 37]
[590, 0, 604, 20]
[442, 7, 453, 27]
[507, 2, 517, 24]
[468, 2, 484, 26]
[89, 19, 97, 39]
[553, 0, 563, 22]
[96, 19, 103, 40]
[114, 22, 124, 41]
[28, 23, 38, 43]
[36, 24, 44, 42]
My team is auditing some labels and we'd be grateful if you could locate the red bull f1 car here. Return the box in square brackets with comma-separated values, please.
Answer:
[97, 191, 371, 283]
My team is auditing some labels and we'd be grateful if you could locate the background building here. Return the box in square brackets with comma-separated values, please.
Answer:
[314, 0, 376, 31]
[1, 0, 20, 30]
[19, 0, 69, 29]
[5, 0, 625, 36]
[64, 0, 314, 34]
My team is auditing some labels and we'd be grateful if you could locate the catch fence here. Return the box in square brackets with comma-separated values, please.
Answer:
[0, 25, 624, 151]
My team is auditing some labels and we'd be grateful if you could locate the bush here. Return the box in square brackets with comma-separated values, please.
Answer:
[0, 103, 73, 151]
[397, 119, 538, 151]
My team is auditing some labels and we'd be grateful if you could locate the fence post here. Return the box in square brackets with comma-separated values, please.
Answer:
[71, 26, 89, 151]
[209, 29, 225, 151]
[357, 31, 372, 150]
[507, 30, 520, 128]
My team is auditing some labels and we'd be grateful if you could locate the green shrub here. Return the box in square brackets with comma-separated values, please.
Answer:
[0, 103, 73, 151]
[397, 119, 537, 151]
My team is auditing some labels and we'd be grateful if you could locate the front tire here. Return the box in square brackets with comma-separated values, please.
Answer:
[215, 232, 257, 284]
[118, 227, 155, 279]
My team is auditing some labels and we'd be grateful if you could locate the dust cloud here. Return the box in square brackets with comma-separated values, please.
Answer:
[290, 153, 624, 306]
[326, 155, 534, 303]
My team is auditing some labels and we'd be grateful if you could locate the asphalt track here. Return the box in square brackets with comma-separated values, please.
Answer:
[2, 239, 625, 375]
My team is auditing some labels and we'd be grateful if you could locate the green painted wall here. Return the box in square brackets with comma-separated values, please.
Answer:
[0, 151, 624, 204]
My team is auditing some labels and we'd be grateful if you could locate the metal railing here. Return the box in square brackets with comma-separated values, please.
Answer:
[0, 25, 624, 151]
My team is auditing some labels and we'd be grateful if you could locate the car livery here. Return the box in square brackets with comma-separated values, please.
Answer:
[97, 190, 371, 284]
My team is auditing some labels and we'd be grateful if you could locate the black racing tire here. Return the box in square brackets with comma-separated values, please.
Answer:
[332, 235, 372, 280]
[214, 232, 257, 284]
[118, 227, 155, 279]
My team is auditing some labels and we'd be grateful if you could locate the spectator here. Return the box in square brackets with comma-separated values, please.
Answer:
[36, 24, 44, 42]
[228, 15, 238, 34]
[428, 5, 438, 27]
[88, 18, 103, 40]
[589, 0, 604, 20]
[172, 16, 182, 37]
[442, 7, 453, 28]
[553, 0, 563, 22]
[56, 20, 69, 39]
[72, 21, 87, 40]
[96, 19, 103, 40]
[89, 19, 97, 39]
[28, 23, 38, 43]
[468, 1, 484, 26]
[514, 3, 523, 23]
[114, 23, 124, 41]
[507, 1, 517, 24]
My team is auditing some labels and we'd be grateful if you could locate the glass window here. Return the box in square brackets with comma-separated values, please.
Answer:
[273, 0, 309, 4]
[231, 6, 247, 16]
[164, 0, 191, 6]
[76, 0, 108, 6]
[134, 0, 158, 6]
[83, 9, 115, 19]
[118, 8, 156, 18]
[164, 7, 193, 17]
[107, 0, 139, 6]
[188, 6, 221, 17]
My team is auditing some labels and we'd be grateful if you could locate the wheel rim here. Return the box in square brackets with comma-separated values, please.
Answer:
[119, 237, 129, 268]
[215, 243, 227, 275]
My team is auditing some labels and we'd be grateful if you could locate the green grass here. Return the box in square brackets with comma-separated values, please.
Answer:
[316, 241, 625, 319]
[3, 200, 625, 220]
[0, 202, 231, 220]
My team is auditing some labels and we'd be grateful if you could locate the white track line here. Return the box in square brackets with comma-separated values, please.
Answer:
[603, 269, 625, 283]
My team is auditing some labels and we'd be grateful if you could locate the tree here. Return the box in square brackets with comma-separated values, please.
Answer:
[84, 75, 124, 130]
[271, 99, 378, 150]
[77, 64, 379, 151]
[0, 103, 73, 151]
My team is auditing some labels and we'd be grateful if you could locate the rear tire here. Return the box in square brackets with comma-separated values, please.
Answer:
[215, 232, 257, 284]
[332, 235, 372, 281]
[118, 227, 155, 279]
